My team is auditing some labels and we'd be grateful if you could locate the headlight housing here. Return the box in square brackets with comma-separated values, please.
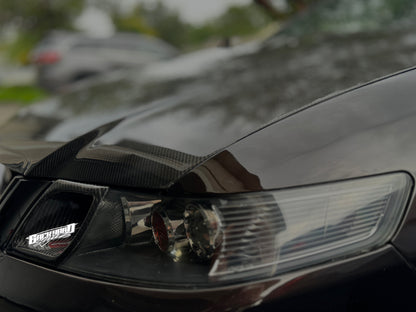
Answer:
[5, 173, 411, 288]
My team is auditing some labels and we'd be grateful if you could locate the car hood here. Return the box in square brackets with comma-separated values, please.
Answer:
[3, 26, 416, 190]
[0, 42, 294, 190]
[0, 108, 258, 190]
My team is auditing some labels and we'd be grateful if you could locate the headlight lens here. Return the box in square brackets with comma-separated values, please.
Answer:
[7, 173, 412, 288]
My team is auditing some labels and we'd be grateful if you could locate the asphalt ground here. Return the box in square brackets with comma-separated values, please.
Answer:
[0, 104, 19, 126]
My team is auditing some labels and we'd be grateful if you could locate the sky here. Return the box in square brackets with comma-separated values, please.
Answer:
[77, 0, 253, 36]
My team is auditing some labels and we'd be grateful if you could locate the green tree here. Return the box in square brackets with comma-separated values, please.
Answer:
[111, 2, 273, 49]
[112, 7, 156, 37]
[0, 0, 85, 63]
[140, 2, 191, 48]
[109, 2, 191, 48]
[188, 4, 272, 47]
[255, 0, 320, 19]
[213, 4, 272, 37]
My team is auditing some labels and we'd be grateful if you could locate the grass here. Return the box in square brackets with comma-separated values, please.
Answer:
[0, 85, 48, 105]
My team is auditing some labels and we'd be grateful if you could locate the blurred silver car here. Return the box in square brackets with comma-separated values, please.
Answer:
[31, 31, 178, 91]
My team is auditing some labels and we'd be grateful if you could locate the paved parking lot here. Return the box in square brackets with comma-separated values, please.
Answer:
[0, 104, 19, 126]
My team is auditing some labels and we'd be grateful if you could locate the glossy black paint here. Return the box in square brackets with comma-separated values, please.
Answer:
[1, 68, 416, 311]
[3, 24, 416, 192]
[1, 12, 416, 310]
[0, 298, 33, 312]
[2, 68, 416, 194]
[0, 246, 414, 312]
[173, 68, 416, 193]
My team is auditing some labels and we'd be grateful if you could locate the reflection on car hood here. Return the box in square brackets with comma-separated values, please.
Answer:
[0, 112, 255, 189]
[2, 26, 416, 190]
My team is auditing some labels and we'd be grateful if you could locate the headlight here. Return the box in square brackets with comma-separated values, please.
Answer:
[6, 173, 411, 288]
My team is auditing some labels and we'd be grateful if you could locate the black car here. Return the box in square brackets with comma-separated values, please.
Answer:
[1, 1, 416, 311]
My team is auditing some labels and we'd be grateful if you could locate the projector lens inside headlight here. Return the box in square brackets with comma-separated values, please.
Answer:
[8, 173, 411, 287]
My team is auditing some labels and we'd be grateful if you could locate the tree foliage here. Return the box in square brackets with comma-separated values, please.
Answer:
[255, 0, 320, 19]
[110, 2, 191, 49]
[112, 6, 156, 37]
[111, 2, 272, 49]
[0, 0, 325, 62]
[0, 0, 84, 37]
[0, 0, 85, 63]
